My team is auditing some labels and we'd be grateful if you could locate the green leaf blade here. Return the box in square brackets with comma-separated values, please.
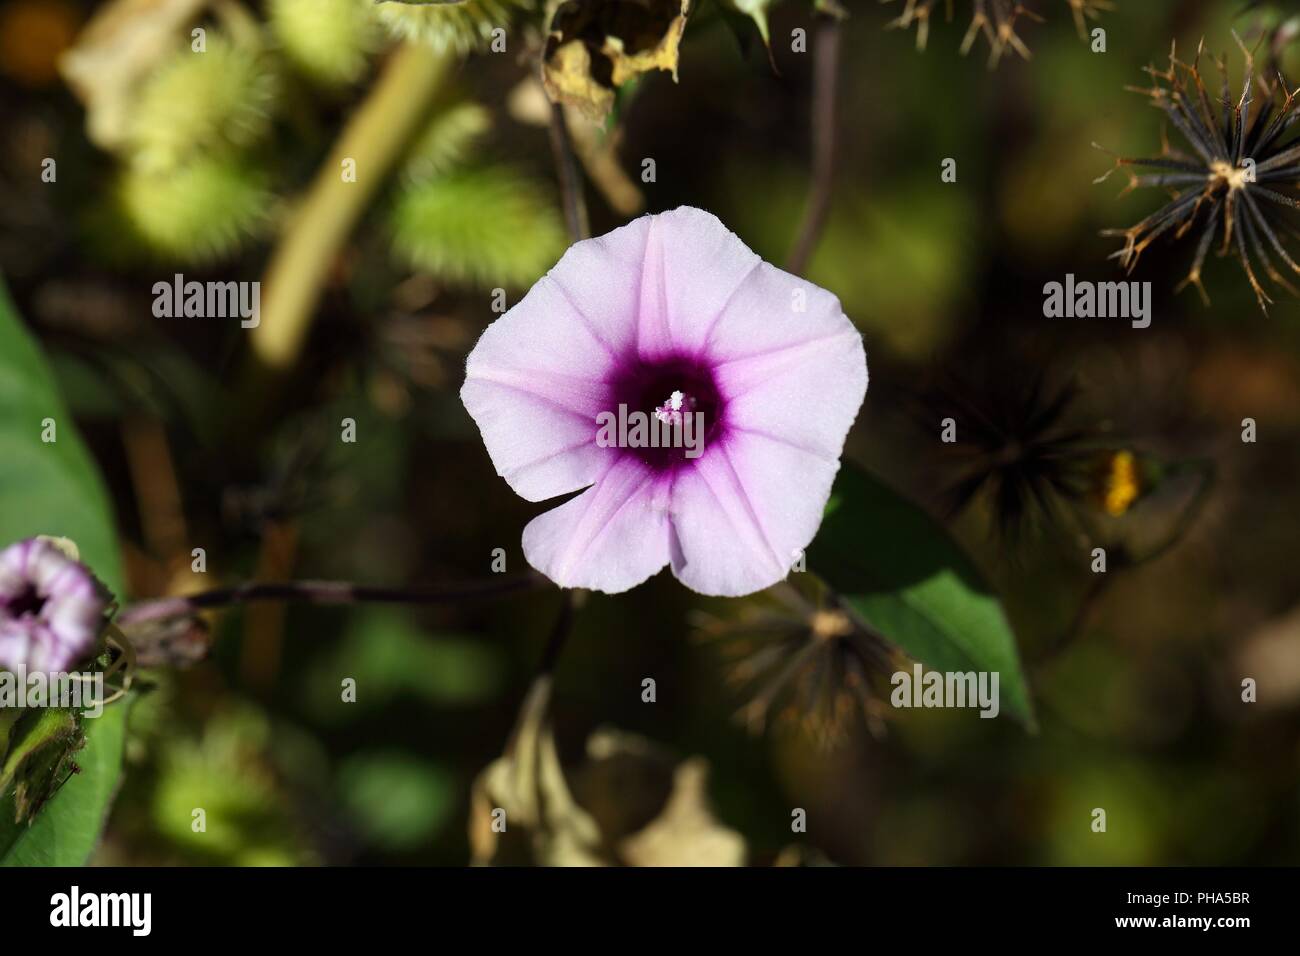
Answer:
[0, 277, 127, 864]
[808, 463, 1035, 726]
[0, 703, 131, 867]
[0, 281, 122, 594]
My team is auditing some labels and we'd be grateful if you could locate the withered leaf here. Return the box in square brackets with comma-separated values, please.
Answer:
[618, 756, 746, 867]
[541, 0, 691, 122]
[468, 677, 605, 866]
[469, 680, 746, 866]
[58, 0, 212, 151]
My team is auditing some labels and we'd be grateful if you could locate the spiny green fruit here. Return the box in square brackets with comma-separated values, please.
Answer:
[151, 708, 304, 865]
[401, 101, 491, 183]
[269, 0, 381, 86]
[390, 166, 566, 288]
[107, 156, 272, 263]
[371, 0, 532, 56]
[127, 35, 279, 173]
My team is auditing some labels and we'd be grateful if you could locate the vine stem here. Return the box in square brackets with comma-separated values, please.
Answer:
[1036, 458, 1216, 668]
[1132, 459, 1216, 566]
[115, 572, 548, 628]
[549, 102, 591, 242]
[250, 42, 452, 373]
[528, 100, 589, 683]
[785, 11, 843, 277]
[536, 590, 578, 676]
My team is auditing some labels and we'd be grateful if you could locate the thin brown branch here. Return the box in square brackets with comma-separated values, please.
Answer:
[536, 589, 579, 677]
[1035, 459, 1216, 670]
[786, 13, 843, 277]
[116, 571, 549, 628]
[549, 103, 591, 242]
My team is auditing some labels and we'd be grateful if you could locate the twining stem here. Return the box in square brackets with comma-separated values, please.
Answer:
[1134, 459, 1216, 566]
[119, 418, 188, 563]
[785, 12, 843, 277]
[548, 102, 591, 242]
[502, 591, 578, 759]
[116, 572, 548, 628]
[1036, 459, 1216, 668]
[536, 590, 578, 676]
[250, 42, 452, 372]
[1039, 572, 1113, 668]
[530, 103, 591, 682]
[241, 519, 299, 689]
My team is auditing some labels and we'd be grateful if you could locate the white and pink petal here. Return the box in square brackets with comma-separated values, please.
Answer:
[521, 457, 672, 594]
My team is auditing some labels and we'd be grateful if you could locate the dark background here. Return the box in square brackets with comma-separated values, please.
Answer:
[1, 0, 1297, 864]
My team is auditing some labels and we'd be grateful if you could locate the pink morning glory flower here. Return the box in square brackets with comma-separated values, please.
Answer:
[461, 206, 868, 597]
[0, 538, 107, 674]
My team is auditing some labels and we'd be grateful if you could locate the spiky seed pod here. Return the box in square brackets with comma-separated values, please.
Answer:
[268, 0, 381, 86]
[389, 166, 567, 287]
[1066, 0, 1114, 40]
[371, 0, 533, 56]
[105, 156, 272, 263]
[695, 586, 894, 749]
[886, 0, 1033, 63]
[918, 368, 1110, 543]
[886, 0, 1114, 65]
[401, 102, 492, 183]
[127, 35, 279, 173]
[152, 708, 307, 865]
[1096, 37, 1300, 313]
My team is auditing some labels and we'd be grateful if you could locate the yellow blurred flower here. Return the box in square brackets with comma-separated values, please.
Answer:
[1095, 449, 1143, 517]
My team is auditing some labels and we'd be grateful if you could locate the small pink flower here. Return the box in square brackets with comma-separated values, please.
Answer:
[0, 538, 107, 674]
[461, 207, 868, 596]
